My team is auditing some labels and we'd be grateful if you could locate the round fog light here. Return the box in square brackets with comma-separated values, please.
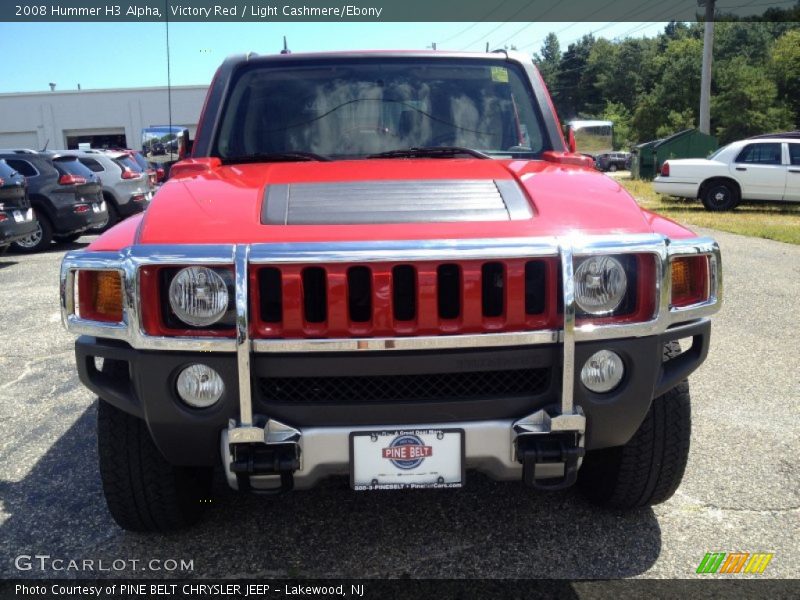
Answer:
[581, 350, 624, 393]
[176, 364, 224, 408]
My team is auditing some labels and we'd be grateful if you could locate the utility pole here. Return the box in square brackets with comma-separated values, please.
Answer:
[698, 0, 715, 134]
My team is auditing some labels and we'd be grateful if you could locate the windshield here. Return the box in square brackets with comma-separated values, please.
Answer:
[214, 59, 549, 160]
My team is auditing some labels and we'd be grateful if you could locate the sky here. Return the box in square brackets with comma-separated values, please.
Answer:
[0, 21, 669, 94]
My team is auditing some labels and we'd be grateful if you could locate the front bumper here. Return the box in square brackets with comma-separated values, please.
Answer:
[76, 318, 709, 487]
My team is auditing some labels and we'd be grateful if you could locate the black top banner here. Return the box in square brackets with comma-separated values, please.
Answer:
[3, 0, 798, 22]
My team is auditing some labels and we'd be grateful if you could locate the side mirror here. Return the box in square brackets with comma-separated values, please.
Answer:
[141, 126, 191, 180]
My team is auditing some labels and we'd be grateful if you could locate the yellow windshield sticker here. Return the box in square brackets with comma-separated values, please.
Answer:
[491, 67, 509, 83]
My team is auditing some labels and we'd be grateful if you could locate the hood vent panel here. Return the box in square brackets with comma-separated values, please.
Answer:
[261, 179, 532, 225]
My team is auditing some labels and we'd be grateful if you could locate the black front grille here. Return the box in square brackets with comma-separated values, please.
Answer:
[258, 368, 549, 405]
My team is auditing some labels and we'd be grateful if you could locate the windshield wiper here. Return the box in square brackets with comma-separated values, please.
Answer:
[221, 151, 332, 164]
[366, 146, 491, 160]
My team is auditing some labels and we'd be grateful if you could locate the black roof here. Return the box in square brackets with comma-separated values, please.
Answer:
[747, 131, 800, 140]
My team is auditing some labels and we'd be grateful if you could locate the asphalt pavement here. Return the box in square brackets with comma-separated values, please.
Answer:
[0, 228, 797, 580]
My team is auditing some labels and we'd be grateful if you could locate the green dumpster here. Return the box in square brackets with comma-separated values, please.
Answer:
[632, 129, 718, 180]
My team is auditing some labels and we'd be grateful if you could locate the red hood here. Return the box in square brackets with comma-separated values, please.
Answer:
[132, 158, 687, 245]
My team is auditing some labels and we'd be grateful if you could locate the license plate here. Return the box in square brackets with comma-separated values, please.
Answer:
[93, 201, 106, 213]
[12, 210, 23, 223]
[350, 429, 464, 490]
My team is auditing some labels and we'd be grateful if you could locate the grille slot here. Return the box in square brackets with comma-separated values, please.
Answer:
[481, 262, 505, 317]
[437, 264, 461, 320]
[258, 368, 550, 404]
[258, 267, 283, 323]
[302, 267, 327, 323]
[392, 265, 416, 322]
[525, 261, 546, 315]
[347, 266, 372, 323]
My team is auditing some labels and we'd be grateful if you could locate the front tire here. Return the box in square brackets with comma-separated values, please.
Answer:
[578, 345, 691, 508]
[97, 390, 212, 531]
[608, 164, 618, 172]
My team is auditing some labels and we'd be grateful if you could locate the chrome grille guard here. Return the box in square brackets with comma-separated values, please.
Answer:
[60, 233, 722, 428]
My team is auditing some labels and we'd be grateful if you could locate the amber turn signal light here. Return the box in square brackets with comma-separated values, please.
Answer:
[78, 270, 124, 322]
[671, 256, 709, 307]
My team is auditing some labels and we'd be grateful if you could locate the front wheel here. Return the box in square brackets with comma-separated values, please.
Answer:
[578, 343, 691, 508]
[97, 391, 212, 531]
[608, 164, 618, 172]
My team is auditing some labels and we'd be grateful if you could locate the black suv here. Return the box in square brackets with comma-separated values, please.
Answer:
[0, 151, 107, 252]
[595, 152, 632, 172]
[0, 160, 37, 254]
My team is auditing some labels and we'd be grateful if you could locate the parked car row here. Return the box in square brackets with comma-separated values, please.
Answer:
[654, 134, 800, 210]
[0, 147, 156, 253]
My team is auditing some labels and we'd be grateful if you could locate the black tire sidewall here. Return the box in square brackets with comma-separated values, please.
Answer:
[96, 397, 212, 531]
[703, 183, 737, 211]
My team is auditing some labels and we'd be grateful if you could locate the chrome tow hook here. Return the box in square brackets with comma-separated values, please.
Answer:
[513, 406, 586, 491]
[224, 418, 301, 494]
[517, 432, 585, 491]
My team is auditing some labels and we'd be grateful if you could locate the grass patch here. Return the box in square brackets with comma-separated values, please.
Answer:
[619, 177, 800, 245]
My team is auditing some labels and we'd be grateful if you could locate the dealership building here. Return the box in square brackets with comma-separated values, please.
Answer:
[0, 85, 208, 151]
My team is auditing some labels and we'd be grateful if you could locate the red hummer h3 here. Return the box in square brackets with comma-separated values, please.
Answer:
[61, 51, 721, 531]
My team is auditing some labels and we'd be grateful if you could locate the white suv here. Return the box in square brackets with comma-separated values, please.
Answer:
[654, 135, 800, 210]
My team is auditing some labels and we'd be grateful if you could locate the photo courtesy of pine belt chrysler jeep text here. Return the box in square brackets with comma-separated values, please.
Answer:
[60, 51, 722, 532]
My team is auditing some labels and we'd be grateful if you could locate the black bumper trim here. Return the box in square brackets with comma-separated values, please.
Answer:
[75, 320, 711, 466]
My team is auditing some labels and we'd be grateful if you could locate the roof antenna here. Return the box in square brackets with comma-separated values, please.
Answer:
[166, 0, 173, 153]
[41, 139, 49, 152]
[485, 42, 489, 53]
[281, 36, 291, 54]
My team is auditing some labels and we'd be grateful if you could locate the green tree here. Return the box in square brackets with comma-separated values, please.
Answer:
[631, 91, 662, 142]
[770, 29, 800, 126]
[712, 56, 794, 143]
[553, 34, 596, 119]
[533, 32, 561, 92]
[601, 101, 634, 149]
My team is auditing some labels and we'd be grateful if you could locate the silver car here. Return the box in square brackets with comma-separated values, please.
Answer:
[57, 149, 153, 227]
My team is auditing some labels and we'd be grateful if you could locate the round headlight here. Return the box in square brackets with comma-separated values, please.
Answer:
[168, 266, 229, 327]
[574, 256, 627, 315]
[176, 364, 224, 408]
[581, 350, 624, 393]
